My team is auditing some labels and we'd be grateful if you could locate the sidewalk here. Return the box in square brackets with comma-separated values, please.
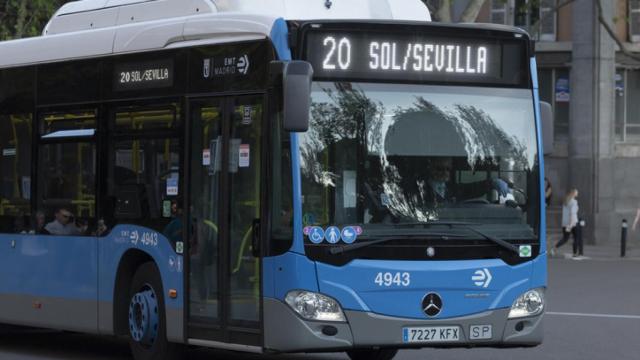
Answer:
[549, 243, 640, 261]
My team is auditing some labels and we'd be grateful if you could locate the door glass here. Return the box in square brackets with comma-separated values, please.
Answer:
[228, 97, 262, 324]
[189, 102, 222, 322]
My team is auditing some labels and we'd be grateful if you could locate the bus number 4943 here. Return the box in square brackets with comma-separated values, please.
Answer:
[375, 272, 410, 287]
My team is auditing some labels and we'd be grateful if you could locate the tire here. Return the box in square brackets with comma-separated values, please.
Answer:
[128, 262, 183, 360]
[347, 349, 399, 360]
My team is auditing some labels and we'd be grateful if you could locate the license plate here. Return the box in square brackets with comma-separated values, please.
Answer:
[402, 326, 460, 343]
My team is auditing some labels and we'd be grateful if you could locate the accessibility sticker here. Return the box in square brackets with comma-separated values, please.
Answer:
[519, 245, 532, 258]
[308, 227, 325, 244]
[341, 227, 358, 244]
[325, 226, 341, 244]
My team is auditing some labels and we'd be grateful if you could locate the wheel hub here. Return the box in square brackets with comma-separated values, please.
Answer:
[128, 287, 159, 346]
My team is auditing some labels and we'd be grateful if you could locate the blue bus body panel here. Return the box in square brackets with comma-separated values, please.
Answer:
[263, 251, 320, 300]
[263, 18, 320, 300]
[0, 233, 98, 299]
[531, 56, 547, 256]
[99, 225, 184, 309]
[530, 56, 548, 291]
[0, 226, 182, 306]
[316, 259, 532, 319]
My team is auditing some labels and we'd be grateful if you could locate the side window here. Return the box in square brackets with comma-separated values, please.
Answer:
[108, 105, 182, 243]
[538, 0, 557, 42]
[0, 113, 32, 234]
[37, 110, 97, 236]
[490, 0, 511, 25]
[631, 0, 640, 43]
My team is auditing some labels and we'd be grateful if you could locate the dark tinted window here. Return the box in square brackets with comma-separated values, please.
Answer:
[41, 110, 97, 135]
[0, 113, 32, 233]
[38, 60, 101, 105]
[38, 142, 96, 236]
[114, 105, 180, 132]
[0, 67, 35, 234]
[107, 106, 182, 243]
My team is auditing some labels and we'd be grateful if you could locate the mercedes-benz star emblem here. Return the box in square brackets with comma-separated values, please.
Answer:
[325, 0, 333, 9]
[422, 293, 443, 317]
[426, 247, 435, 258]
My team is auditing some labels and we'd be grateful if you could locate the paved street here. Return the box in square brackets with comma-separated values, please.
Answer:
[1, 255, 639, 360]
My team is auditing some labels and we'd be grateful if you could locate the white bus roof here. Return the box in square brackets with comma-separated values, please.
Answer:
[0, 0, 430, 69]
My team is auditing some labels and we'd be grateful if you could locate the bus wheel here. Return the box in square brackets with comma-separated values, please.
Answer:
[128, 262, 182, 360]
[347, 349, 399, 360]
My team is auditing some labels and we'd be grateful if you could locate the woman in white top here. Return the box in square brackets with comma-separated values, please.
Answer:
[551, 188, 579, 257]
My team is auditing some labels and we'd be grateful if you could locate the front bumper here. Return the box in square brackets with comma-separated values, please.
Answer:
[263, 298, 543, 352]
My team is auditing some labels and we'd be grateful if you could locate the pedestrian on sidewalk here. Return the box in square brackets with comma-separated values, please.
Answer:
[545, 177, 553, 207]
[631, 207, 640, 231]
[551, 188, 579, 257]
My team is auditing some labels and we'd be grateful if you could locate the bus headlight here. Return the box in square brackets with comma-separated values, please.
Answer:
[508, 288, 545, 319]
[285, 291, 346, 322]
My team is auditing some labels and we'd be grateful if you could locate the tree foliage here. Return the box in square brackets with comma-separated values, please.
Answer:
[422, 0, 487, 23]
[0, 0, 66, 40]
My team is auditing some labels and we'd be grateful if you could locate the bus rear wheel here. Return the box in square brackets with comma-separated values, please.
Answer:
[128, 262, 182, 360]
[347, 349, 399, 360]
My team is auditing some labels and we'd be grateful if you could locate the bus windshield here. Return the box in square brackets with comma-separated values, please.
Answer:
[300, 82, 540, 249]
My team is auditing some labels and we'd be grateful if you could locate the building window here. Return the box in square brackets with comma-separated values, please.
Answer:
[630, 0, 640, 42]
[615, 69, 640, 142]
[538, 67, 570, 139]
[538, 0, 557, 41]
[490, 0, 556, 41]
[490, 0, 510, 25]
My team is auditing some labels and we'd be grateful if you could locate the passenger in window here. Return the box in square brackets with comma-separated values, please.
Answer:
[44, 208, 84, 236]
[163, 200, 183, 247]
[94, 218, 108, 236]
[34, 211, 47, 234]
[13, 215, 28, 234]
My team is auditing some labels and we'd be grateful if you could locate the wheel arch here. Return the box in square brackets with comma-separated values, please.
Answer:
[113, 248, 155, 336]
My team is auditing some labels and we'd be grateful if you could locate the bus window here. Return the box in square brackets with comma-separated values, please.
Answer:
[108, 106, 182, 243]
[115, 106, 180, 131]
[37, 109, 97, 236]
[0, 113, 32, 234]
[41, 110, 95, 135]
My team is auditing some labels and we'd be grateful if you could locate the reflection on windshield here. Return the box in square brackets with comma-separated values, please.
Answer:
[300, 82, 539, 234]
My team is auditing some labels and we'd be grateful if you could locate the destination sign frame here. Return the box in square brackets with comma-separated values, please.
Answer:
[301, 23, 530, 87]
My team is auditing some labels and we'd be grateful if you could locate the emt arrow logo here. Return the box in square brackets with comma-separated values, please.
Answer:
[472, 268, 492, 288]
[237, 55, 249, 75]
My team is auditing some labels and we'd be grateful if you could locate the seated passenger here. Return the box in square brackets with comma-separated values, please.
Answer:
[44, 208, 84, 236]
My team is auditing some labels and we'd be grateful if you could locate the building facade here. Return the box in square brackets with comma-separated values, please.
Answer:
[465, 0, 640, 245]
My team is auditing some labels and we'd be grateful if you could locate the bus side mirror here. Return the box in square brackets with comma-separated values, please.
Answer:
[282, 61, 313, 132]
[540, 101, 553, 155]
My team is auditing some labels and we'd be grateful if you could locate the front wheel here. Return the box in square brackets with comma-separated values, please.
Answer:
[128, 262, 183, 360]
[347, 349, 399, 360]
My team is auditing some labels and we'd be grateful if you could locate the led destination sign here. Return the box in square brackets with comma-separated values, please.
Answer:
[114, 59, 174, 91]
[305, 30, 527, 85]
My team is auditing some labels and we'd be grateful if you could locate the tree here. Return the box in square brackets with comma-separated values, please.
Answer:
[423, 0, 488, 23]
[0, 0, 67, 40]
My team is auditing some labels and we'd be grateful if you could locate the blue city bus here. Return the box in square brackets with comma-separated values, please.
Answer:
[0, 1, 547, 359]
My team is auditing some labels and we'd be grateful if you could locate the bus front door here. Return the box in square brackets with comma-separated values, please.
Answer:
[188, 95, 264, 347]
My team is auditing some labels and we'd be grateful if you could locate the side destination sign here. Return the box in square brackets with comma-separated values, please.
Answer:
[114, 59, 174, 91]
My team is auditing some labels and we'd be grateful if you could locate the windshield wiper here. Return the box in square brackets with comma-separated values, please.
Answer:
[329, 232, 467, 255]
[463, 227, 520, 255]
[401, 221, 520, 255]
